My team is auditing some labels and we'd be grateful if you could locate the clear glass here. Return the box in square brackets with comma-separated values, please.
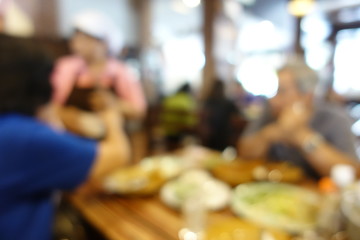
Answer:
[179, 190, 207, 240]
[341, 183, 360, 240]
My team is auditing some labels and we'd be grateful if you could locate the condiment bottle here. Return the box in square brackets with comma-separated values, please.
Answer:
[316, 164, 356, 239]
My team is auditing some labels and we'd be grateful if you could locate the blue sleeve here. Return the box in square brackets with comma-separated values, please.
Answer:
[1, 123, 97, 196]
[27, 129, 97, 192]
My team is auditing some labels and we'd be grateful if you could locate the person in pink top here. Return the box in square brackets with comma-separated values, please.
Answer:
[52, 10, 146, 138]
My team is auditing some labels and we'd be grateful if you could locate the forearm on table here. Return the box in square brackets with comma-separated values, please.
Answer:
[57, 106, 104, 138]
[292, 128, 360, 177]
[57, 106, 84, 133]
[238, 124, 278, 159]
[90, 109, 130, 182]
[37, 103, 65, 131]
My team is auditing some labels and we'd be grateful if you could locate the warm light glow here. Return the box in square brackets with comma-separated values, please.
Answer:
[288, 0, 315, 17]
[182, 0, 201, 8]
[179, 228, 201, 240]
[3, 0, 34, 37]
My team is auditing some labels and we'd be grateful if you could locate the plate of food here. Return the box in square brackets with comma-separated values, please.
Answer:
[139, 155, 184, 179]
[103, 155, 184, 196]
[231, 182, 321, 234]
[211, 160, 304, 186]
[160, 169, 231, 210]
[103, 165, 167, 195]
[205, 218, 291, 240]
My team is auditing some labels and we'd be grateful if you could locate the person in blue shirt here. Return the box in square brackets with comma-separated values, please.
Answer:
[0, 34, 130, 240]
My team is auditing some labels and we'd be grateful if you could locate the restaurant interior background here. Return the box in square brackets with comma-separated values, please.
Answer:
[2, 0, 360, 154]
[3, 1, 360, 240]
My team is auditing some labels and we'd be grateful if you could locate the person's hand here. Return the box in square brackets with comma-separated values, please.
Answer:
[269, 95, 283, 117]
[261, 122, 286, 143]
[37, 103, 65, 131]
[89, 89, 125, 130]
[277, 101, 312, 140]
[89, 88, 117, 112]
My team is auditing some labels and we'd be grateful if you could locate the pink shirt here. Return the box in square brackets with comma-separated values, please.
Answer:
[51, 56, 146, 114]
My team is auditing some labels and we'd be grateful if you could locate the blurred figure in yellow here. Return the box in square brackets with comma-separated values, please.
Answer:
[0, 34, 129, 240]
[52, 10, 146, 138]
[159, 83, 198, 150]
[238, 60, 359, 178]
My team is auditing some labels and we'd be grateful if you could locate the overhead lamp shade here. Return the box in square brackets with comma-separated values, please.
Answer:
[4, 0, 34, 37]
[288, 0, 315, 17]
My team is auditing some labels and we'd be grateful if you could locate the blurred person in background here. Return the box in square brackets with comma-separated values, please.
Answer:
[231, 81, 255, 114]
[52, 10, 146, 139]
[0, 34, 130, 240]
[237, 59, 359, 178]
[200, 79, 239, 151]
[159, 83, 198, 150]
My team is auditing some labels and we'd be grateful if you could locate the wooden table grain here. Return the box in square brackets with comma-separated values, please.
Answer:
[69, 192, 234, 240]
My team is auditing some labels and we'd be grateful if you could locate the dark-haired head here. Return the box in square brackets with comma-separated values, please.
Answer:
[0, 35, 53, 116]
[177, 83, 191, 94]
[208, 78, 225, 99]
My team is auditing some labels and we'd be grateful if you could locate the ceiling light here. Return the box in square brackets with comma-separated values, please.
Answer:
[288, 0, 315, 17]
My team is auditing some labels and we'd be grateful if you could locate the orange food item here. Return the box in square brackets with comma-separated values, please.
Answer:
[318, 177, 338, 193]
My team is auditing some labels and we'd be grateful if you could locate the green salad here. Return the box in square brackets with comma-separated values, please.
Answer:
[231, 182, 321, 233]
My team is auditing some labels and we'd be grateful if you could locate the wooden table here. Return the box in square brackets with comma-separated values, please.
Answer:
[69, 192, 234, 240]
[68, 145, 317, 240]
[67, 146, 235, 240]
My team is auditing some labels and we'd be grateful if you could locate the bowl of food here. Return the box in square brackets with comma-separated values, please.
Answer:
[160, 169, 231, 210]
[103, 165, 166, 196]
[211, 160, 304, 186]
[205, 218, 291, 240]
[231, 182, 321, 234]
[103, 155, 185, 196]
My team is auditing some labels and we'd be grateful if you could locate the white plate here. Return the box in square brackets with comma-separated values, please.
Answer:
[160, 169, 231, 210]
[231, 182, 321, 234]
[140, 155, 184, 179]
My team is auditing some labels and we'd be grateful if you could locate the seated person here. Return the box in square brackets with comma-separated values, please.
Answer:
[52, 10, 146, 138]
[159, 83, 198, 149]
[237, 59, 359, 178]
[200, 79, 239, 151]
[0, 34, 130, 240]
